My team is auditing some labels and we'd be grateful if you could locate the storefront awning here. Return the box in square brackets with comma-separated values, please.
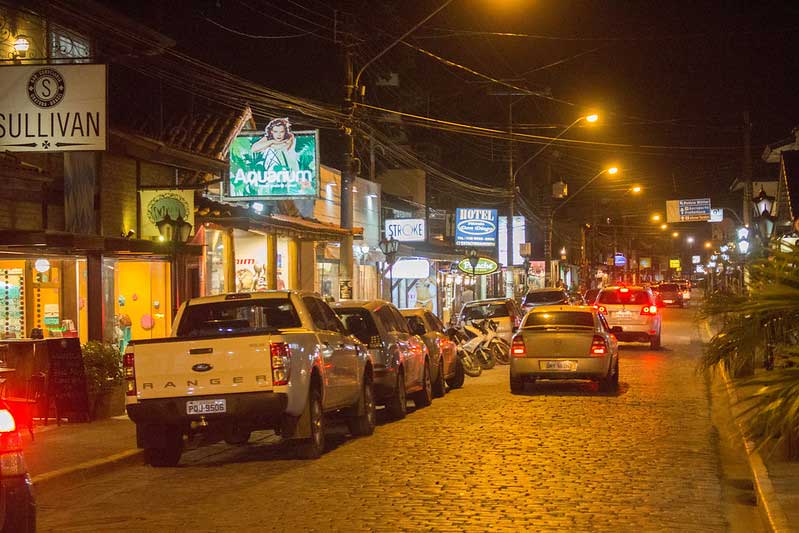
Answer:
[0, 230, 201, 256]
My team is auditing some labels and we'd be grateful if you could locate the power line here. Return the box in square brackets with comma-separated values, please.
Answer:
[203, 17, 319, 39]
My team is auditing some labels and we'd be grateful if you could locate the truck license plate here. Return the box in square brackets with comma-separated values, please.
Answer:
[186, 399, 226, 415]
[541, 360, 577, 371]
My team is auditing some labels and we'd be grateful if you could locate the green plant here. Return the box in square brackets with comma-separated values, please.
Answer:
[701, 244, 799, 456]
[82, 341, 123, 395]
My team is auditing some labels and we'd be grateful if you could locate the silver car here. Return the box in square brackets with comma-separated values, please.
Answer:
[334, 301, 433, 420]
[509, 306, 619, 393]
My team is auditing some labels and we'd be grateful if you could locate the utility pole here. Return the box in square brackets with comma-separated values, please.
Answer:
[743, 110, 753, 228]
[340, 13, 356, 301]
[506, 97, 515, 298]
[544, 161, 553, 286]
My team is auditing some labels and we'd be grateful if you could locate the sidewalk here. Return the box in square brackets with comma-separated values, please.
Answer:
[21, 415, 141, 492]
[701, 320, 798, 532]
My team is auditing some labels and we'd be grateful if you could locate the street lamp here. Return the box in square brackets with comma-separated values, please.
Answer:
[651, 213, 662, 222]
[631, 185, 642, 194]
[752, 186, 776, 243]
[378, 237, 400, 302]
[12, 35, 30, 59]
[156, 213, 193, 244]
[510, 113, 601, 278]
[686, 236, 695, 245]
[671, 231, 679, 238]
[545, 166, 619, 286]
[660, 224, 668, 231]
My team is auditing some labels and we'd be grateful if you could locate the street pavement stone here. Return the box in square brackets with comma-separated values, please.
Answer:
[37, 308, 731, 532]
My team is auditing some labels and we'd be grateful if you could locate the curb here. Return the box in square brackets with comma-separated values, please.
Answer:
[31, 448, 143, 494]
[718, 362, 792, 533]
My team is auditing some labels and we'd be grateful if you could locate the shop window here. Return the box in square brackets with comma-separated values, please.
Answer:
[203, 228, 227, 296]
[0, 258, 84, 340]
[276, 237, 289, 290]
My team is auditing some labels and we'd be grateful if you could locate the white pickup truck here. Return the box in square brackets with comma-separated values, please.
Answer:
[125, 291, 375, 466]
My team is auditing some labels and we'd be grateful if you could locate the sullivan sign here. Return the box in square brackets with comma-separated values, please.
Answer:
[0, 64, 107, 152]
[455, 208, 498, 247]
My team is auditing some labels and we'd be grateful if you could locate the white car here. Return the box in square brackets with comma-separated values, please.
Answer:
[595, 286, 662, 349]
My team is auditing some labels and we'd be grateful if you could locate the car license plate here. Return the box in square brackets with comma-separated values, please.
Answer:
[664, 300, 673, 304]
[615, 311, 632, 319]
[186, 399, 226, 415]
[540, 360, 577, 371]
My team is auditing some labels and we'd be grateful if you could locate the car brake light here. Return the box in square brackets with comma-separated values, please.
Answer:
[123, 351, 137, 397]
[270, 342, 291, 386]
[590, 335, 608, 356]
[619, 287, 629, 293]
[641, 305, 658, 316]
[597, 305, 607, 314]
[0, 409, 25, 477]
[0, 410, 15, 433]
[511, 337, 526, 357]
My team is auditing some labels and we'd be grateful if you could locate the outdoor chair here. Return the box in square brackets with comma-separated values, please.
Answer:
[4, 372, 47, 440]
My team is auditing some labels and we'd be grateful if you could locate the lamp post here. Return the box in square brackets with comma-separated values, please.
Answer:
[157, 214, 193, 318]
[545, 166, 618, 286]
[752, 186, 776, 247]
[378, 237, 399, 302]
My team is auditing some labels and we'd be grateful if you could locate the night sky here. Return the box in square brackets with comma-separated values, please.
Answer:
[103, 0, 799, 229]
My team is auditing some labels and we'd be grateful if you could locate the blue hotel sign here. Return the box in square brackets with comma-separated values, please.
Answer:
[456, 208, 498, 247]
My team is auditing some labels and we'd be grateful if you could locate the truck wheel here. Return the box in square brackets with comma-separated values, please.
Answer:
[144, 428, 183, 467]
[296, 386, 325, 459]
[432, 358, 446, 398]
[446, 358, 465, 390]
[413, 360, 433, 408]
[385, 369, 407, 420]
[348, 376, 376, 437]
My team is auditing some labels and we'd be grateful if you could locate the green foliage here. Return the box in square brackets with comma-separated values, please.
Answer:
[701, 243, 799, 455]
[82, 341, 123, 395]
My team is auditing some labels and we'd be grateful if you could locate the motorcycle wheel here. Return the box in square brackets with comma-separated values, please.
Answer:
[492, 339, 510, 365]
[459, 349, 482, 377]
[478, 347, 496, 370]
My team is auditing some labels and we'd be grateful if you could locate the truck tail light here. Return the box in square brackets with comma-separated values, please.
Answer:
[640, 305, 658, 316]
[590, 335, 608, 356]
[596, 305, 607, 314]
[511, 337, 526, 357]
[123, 351, 137, 397]
[270, 342, 291, 386]
[0, 409, 25, 477]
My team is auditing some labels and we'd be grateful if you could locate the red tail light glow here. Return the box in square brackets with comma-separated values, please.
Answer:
[597, 305, 607, 314]
[619, 287, 630, 293]
[590, 335, 608, 356]
[270, 342, 291, 386]
[0, 409, 16, 433]
[511, 337, 526, 357]
[640, 305, 658, 316]
[123, 351, 137, 397]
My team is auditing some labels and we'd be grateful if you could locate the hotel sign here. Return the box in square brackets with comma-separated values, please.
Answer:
[0, 64, 107, 152]
[455, 208, 498, 247]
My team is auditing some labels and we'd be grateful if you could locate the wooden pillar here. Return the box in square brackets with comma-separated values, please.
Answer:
[224, 229, 236, 293]
[87, 253, 103, 341]
[287, 238, 299, 289]
[266, 233, 278, 290]
[299, 241, 316, 292]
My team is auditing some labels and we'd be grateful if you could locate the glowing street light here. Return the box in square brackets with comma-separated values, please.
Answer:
[585, 114, 599, 123]
[607, 166, 619, 175]
[660, 224, 668, 230]
[631, 185, 642, 193]
[651, 213, 662, 222]
[704, 241, 712, 249]
[686, 236, 695, 244]
[672, 231, 679, 238]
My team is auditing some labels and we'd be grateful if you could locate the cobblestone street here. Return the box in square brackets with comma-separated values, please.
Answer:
[38, 307, 755, 531]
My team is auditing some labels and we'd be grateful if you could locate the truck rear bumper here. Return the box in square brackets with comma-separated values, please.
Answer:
[127, 391, 288, 428]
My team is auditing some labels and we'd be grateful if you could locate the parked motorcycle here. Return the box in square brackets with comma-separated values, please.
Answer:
[445, 326, 483, 377]
[462, 320, 497, 370]
[482, 319, 510, 365]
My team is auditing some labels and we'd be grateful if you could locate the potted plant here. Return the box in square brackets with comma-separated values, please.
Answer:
[82, 341, 124, 420]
